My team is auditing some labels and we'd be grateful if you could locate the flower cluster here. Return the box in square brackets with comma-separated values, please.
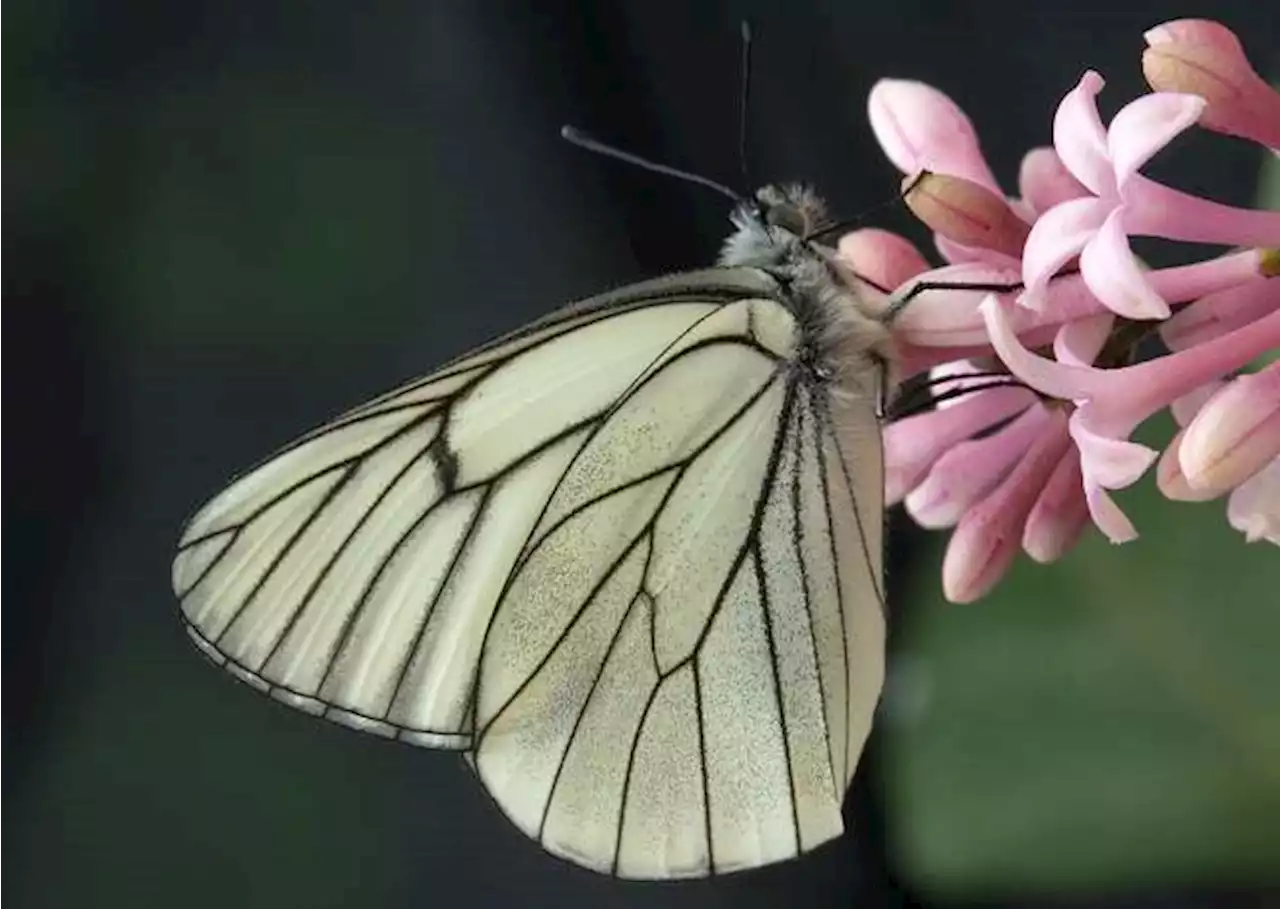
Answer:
[839, 19, 1280, 603]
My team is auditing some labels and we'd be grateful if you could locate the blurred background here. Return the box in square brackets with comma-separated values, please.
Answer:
[6, 1, 1278, 907]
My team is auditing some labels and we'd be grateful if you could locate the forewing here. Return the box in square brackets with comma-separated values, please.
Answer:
[173, 268, 776, 746]
[173, 265, 888, 879]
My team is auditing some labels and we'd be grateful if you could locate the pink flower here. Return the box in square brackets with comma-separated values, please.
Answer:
[981, 297, 1280, 542]
[1142, 19, 1280, 148]
[1156, 382, 1224, 503]
[1178, 363, 1280, 496]
[902, 172, 1031, 260]
[868, 78, 1035, 273]
[860, 20, 1279, 602]
[942, 407, 1073, 603]
[904, 403, 1053, 527]
[1022, 446, 1090, 563]
[866, 80, 1001, 193]
[1159, 378, 1280, 542]
[1227, 459, 1280, 545]
[1022, 71, 1280, 317]
[837, 228, 930, 291]
[1018, 147, 1091, 215]
[884, 378, 1037, 506]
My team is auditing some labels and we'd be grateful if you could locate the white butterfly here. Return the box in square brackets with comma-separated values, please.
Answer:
[172, 183, 892, 879]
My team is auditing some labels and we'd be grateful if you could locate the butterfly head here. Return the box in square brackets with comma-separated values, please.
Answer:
[720, 183, 834, 268]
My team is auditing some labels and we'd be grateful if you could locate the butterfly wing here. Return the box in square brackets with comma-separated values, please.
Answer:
[173, 266, 886, 877]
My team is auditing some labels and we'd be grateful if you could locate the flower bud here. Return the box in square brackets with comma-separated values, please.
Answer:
[1143, 19, 1280, 148]
[903, 172, 1030, 259]
[1179, 364, 1280, 496]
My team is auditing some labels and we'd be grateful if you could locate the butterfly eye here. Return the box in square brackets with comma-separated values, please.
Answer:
[764, 204, 808, 237]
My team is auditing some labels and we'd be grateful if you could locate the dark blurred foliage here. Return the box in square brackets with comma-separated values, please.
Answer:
[5, 2, 1277, 908]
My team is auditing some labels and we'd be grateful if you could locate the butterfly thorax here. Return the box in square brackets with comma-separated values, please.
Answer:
[719, 183, 894, 396]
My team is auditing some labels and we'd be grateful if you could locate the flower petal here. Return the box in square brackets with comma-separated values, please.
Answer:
[837, 228, 930, 289]
[1018, 146, 1091, 215]
[1157, 428, 1222, 501]
[1023, 446, 1090, 562]
[1054, 312, 1115, 366]
[1083, 479, 1140, 543]
[1107, 92, 1205, 189]
[934, 234, 1023, 269]
[1179, 364, 1280, 495]
[1121, 175, 1280, 246]
[1021, 197, 1112, 304]
[1079, 207, 1172, 318]
[1226, 457, 1280, 544]
[942, 408, 1071, 602]
[1170, 380, 1226, 427]
[904, 172, 1030, 258]
[884, 385, 1035, 503]
[867, 79, 1002, 191]
[1073, 416, 1152, 477]
[924, 359, 986, 411]
[1145, 19, 1244, 54]
[1143, 20, 1280, 148]
[892, 264, 1024, 346]
[1160, 276, 1277, 350]
[981, 295, 1110, 400]
[905, 404, 1049, 528]
[1053, 71, 1114, 196]
[1069, 412, 1159, 488]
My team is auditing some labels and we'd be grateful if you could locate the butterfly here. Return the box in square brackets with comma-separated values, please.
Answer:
[172, 180, 897, 879]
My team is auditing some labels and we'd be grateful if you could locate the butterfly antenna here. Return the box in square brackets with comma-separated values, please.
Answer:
[560, 125, 746, 206]
[737, 20, 754, 193]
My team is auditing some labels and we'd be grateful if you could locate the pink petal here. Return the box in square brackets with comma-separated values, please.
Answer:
[1023, 446, 1091, 562]
[1083, 479, 1140, 543]
[921, 358, 1029, 412]
[892, 263, 1023, 347]
[1170, 380, 1227, 427]
[1121, 175, 1280, 247]
[1143, 20, 1280, 148]
[923, 359, 986, 411]
[1091, 310, 1280, 437]
[904, 172, 1030, 258]
[1069, 414, 1159, 488]
[1016, 271, 1116, 326]
[1054, 313, 1114, 366]
[1226, 458, 1280, 544]
[905, 404, 1050, 528]
[941, 408, 1071, 603]
[1018, 146, 1092, 215]
[981, 295, 1106, 400]
[866, 79, 1002, 192]
[1157, 428, 1221, 501]
[1021, 196, 1113, 305]
[1161, 279, 1279, 351]
[1145, 19, 1244, 54]
[884, 385, 1034, 504]
[985, 297, 1280, 436]
[1145, 249, 1268, 308]
[1106, 93, 1205, 190]
[837, 228, 931, 289]
[1008, 197, 1038, 223]
[1053, 71, 1114, 196]
[1078, 207, 1171, 319]
[1179, 364, 1280, 495]
[934, 234, 1023, 269]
